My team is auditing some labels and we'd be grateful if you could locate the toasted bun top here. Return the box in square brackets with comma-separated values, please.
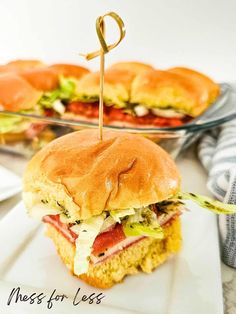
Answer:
[7, 59, 45, 71]
[168, 67, 220, 103]
[0, 73, 42, 111]
[109, 61, 154, 74]
[0, 65, 15, 73]
[76, 69, 136, 107]
[20, 67, 59, 91]
[49, 63, 90, 79]
[131, 70, 209, 117]
[23, 129, 180, 220]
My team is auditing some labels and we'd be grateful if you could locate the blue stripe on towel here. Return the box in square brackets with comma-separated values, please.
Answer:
[198, 119, 236, 268]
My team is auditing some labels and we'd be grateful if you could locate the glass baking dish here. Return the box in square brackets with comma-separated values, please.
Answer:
[0, 83, 235, 159]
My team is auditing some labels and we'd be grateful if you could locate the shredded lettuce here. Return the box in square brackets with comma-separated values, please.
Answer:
[110, 208, 135, 223]
[27, 204, 61, 220]
[179, 192, 236, 214]
[74, 214, 105, 276]
[123, 223, 164, 239]
[100, 216, 116, 233]
[38, 76, 77, 109]
[125, 208, 144, 224]
[126, 207, 159, 226]
[59, 76, 76, 99]
[70, 223, 81, 235]
[0, 115, 26, 133]
[39, 90, 60, 108]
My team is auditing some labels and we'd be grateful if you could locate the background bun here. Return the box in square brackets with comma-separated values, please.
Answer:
[49, 63, 90, 79]
[6, 59, 45, 71]
[109, 61, 154, 75]
[131, 69, 209, 117]
[20, 67, 59, 91]
[168, 67, 220, 103]
[23, 129, 181, 220]
[0, 73, 42, 111]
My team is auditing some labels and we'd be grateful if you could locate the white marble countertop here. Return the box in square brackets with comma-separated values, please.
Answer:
[0, 147, 235, 313]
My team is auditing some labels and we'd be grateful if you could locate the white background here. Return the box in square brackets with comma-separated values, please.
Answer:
[0, 0, 235, 81]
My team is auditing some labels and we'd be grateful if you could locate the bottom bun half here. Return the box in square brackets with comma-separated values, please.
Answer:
[45, 217, 182, 289]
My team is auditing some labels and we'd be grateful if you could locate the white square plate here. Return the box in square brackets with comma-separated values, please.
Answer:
[0, 200, 223, 314]
[0, 165, 21, 202]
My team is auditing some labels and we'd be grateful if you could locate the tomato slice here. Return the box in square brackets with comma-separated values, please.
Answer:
[92, 223, 126, 256]
[67, 101, 191, 127]
[43, 215, 126, 256]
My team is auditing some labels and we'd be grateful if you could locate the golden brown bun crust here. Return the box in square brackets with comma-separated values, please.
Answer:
[6, 59, 45, 71]
[0, 73, 42, 111]
[20, 67, 59, 91]
[109, 61, 154, 75]
[131, 70, 209, 117]
[45, 217, 182, 288]
[168, 67, 220, 103]
[24, 129, 180, 220]
[104, 68, 136, 91]
[0, 65, 17, 75]
[49, 63, 90, 79]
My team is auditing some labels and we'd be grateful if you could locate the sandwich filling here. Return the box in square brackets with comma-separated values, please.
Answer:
[35, 77, 193, 127]
[24, 190, 236, 277]
[0, 113, 51, 146]
[63, 101, 192, 127]
[27, 197, 184, 276]
[0, 76, 76, 141]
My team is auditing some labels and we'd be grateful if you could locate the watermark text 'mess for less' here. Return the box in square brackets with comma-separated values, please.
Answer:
[7, 286, 105, 309]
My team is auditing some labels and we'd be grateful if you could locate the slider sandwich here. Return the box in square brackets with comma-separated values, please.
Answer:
[0, 59, 90, 117]
[23, 129, 182, 288]
[63, 62, 156, 125]
[0, 60, 90, 148]
[130, 68, 220, 124]
[0, 73, 48, 143]
[23, 129, 236, 288]
[20, 63, 90, 116]
[63, 63, 219, 127]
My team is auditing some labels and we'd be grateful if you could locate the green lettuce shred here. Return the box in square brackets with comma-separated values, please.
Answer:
[0, 115, 22, 133]
[110, 208, 135, 223]
[38, 76, 77, 108]
[179, 192, 236, 214]
[74, 214, 105, 276]
[123, 223, 164, 239]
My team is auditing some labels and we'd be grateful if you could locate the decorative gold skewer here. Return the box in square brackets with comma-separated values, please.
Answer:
[81, 12, 126, 140]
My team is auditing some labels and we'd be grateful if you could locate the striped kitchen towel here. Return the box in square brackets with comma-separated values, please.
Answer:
[198, 119, 236, 267]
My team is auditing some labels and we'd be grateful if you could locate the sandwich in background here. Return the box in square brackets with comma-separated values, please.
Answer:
[0, 59, 220, 129]
[0, 73, 50, 144]
[0, 60, 90, 149]
[0, 59, 220, 156]
[130, 68, 220, 122]
[20, 63, 90, 116]
[63, 61, 154, 124]
[0, 59, 90, 117]
[63, 62, 220, 127]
